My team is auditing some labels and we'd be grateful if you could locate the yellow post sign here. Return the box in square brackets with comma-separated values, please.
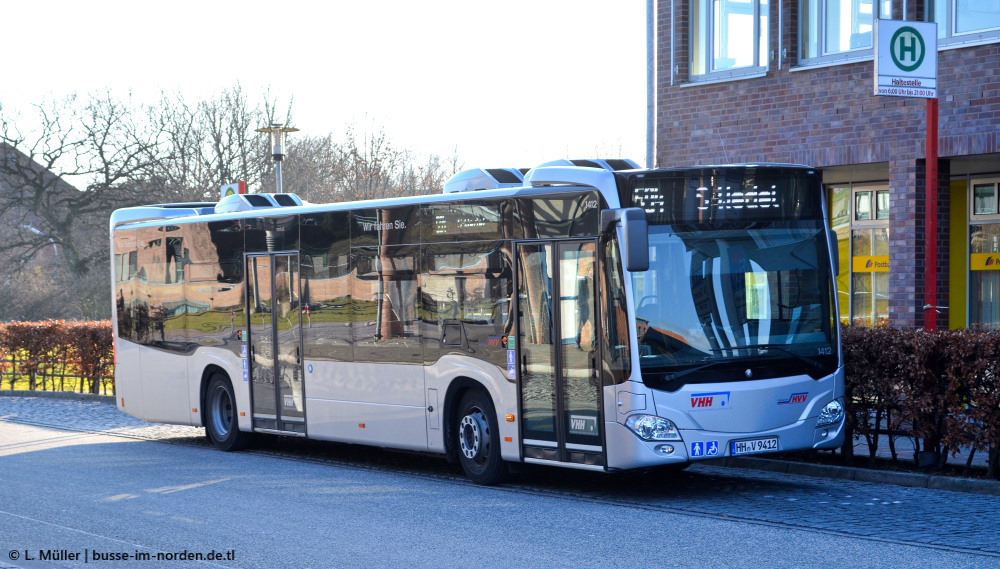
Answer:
[970, 253, 1000, 271]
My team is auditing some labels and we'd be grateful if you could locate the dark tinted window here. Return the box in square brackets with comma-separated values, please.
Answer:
[132, 226, 185, 349]
[424, 200, 511, 242]
[114, 229, 138, 342]
[300, 212, 353, 361]
[352, 245, 421, 363]
[182, 221, 244, 350]
[516, 192, 601, 238]
[351, 206, 420, 247]
[420, 241, 513, 367]
[206, 220, 244, 283]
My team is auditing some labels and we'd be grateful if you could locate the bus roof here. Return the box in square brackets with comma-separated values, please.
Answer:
[110, 163, 820, 232]
[110, 165, 627, 232]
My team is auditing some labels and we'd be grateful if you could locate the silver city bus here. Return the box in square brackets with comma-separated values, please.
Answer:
[110, 161, 845, 484]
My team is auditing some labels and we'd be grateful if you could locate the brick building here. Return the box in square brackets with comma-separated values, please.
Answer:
[655, 1, 1000, 329]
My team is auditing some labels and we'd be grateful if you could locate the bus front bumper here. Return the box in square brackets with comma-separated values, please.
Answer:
[605, 414, 845, 471]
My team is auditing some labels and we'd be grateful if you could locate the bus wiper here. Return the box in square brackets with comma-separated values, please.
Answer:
[659, 360, 730, 390]
[744, 344, 825, 371]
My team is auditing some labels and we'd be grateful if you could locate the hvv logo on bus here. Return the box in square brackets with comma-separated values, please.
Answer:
[690, 391, 731, 410]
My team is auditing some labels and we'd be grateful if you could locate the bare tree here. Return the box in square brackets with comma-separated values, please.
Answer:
[0, 89, 466, 321]
[0, 93, 165, 319]
[396, 151, 464, 197]
[336, 123, 404, 201]
[271, 134, 343, 202]
[0, 94, 158, 276]
[144, 85, 277, 202]
[268, 131, 464, 203]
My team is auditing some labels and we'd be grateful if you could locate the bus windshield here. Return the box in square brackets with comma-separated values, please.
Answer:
[631, 220, 838, 387]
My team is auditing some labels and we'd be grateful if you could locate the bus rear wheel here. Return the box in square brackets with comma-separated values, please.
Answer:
[455, 390, 507, 485]
[205, 373, 252, 451]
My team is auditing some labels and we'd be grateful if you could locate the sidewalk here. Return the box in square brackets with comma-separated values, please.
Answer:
[724, 453, 1000, 496]
[721, 431, 1000, 496]
[855, 431, 993, 468]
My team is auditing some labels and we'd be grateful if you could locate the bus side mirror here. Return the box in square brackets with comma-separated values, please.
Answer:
[601, 208, 649, 272]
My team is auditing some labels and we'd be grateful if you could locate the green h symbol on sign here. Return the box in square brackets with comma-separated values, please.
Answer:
[891, 26, 925, 72]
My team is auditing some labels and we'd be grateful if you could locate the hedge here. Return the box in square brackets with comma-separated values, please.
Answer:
[0, 320, 114, 395]
[841, 325, 1000, 478]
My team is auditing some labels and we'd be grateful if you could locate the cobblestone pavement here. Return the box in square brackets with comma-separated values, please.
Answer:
[2, 395, 998, 558]
[0, 396, 205, 443]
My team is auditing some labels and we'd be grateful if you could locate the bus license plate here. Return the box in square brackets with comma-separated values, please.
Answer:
[730, 437, 779, 456]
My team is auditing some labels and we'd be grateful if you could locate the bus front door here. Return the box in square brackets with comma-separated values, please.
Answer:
[246, 253, 306, 435]
[516, 240, 604, 467]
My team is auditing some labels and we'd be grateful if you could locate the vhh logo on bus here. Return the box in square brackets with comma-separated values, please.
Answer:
[690, 391, 730, 410]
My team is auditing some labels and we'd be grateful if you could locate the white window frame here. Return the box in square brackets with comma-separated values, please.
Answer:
[850, 186, 891, 226]
[797, 0, 890, 67]
[689, 0, 769, 82]
[970, 177, 1000, 221]
[931, 0, 1000, 49]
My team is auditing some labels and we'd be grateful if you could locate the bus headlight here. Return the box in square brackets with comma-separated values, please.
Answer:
[817, 399, 844, 427]
[625, 415, 682, 441]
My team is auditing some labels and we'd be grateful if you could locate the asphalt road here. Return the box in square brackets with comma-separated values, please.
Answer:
[1, 396, 998, 568]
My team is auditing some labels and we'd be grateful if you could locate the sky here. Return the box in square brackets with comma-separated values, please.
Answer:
[3, 0, 649, 171]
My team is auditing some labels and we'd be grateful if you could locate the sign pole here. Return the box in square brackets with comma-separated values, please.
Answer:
[875, 20, 938, 330]
[924, 97, 938, 330]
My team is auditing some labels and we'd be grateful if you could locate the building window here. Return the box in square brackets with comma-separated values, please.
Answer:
[831, 185, 890, 327]
[973, 182, 998, 216]
[800, 0, 892, 63]
[969, 178, 1000, 330]
[691, 0, 768, 80]
[932, 0, 1000, 44]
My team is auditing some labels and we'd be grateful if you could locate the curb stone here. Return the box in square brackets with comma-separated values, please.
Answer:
[4, 390, 999, 495]
[720, 456, 1000, 496]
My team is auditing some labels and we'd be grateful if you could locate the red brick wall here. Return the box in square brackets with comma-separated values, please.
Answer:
[656, 1, 1000, 169]
[656, 1, 996, 328]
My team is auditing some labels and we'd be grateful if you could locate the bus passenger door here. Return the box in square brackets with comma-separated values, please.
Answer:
[246, 253, 306, 434]
[516, 240, 603, 467]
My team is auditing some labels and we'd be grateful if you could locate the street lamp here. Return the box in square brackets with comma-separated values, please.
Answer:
[256, 123, 299, 193]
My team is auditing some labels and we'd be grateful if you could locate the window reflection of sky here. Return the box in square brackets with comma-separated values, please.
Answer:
[632, 222, 833, 368]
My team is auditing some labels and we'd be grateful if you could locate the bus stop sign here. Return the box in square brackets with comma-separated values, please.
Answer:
[875, 20, 937, 99]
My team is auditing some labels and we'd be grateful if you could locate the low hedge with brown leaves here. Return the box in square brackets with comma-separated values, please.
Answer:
[0, 320, 114, 394]
[842, 325, 1000, 477]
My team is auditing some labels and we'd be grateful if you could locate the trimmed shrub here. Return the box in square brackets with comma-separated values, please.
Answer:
[841, 325, 1000, 478]
[0, 320, 114, 394]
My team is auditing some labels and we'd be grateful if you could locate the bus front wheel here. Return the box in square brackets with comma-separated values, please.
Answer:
[455, 390, 507, 485]
[205, 373, 253, 451]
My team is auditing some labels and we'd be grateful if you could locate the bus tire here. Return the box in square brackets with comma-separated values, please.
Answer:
[455, 390, 507, 485]
[205, 373, 252, 451]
